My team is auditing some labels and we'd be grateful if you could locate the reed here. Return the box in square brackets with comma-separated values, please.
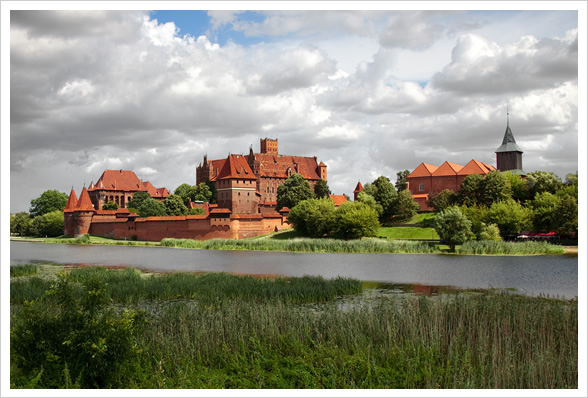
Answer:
[10, 264, 39, 278]
[457, 240, 565, 255]
[160, 237, 436, 254]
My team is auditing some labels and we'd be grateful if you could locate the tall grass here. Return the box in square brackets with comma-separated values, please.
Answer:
[161, 237, 436, 254]
[457, 240, 565, 255]
[11, 267, 362, 305]
[10, 264, 39, 278]
[138, 293, 577, 388]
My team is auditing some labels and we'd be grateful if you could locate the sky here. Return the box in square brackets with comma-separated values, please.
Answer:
[3, 3, 585, 213]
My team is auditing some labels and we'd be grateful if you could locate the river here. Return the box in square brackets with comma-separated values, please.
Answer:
[10, 241, 578, 299]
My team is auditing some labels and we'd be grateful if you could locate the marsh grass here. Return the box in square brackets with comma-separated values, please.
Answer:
[457, 240, 565, 255]
[160, 237, 436, 253]
[10, 264, 39, 278]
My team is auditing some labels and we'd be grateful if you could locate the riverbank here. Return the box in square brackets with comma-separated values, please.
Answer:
[10, 234, 568, 256]
[9, 265, 578, 389]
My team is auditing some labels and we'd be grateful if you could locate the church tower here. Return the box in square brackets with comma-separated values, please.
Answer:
[495, 110, 523, 172]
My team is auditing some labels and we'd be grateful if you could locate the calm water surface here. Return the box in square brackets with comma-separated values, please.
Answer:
[10, 241, 578, 299]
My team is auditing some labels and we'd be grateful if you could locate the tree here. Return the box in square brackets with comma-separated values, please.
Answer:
[457, 174, 484, 206]
[276, 173, 314, 211]
[434, 207, 473, 251]
[369, 176, 398, 222]
[175, 183, 213, 207]
[479, 223, 502, 241]
[484, 199, 532, 237]
[532, 192, 560, 232]
[426, 189, 456, 212]
[527, 171, 562, 197]
[163, 194, 188, 216]
[504, 171, 530, 202]
[11, 212, 31, 236]
[137, 198, 167, 217]
[331, 201, 380, 240]
[288, 198, 336, 238]
[313, 179, 331, 199]
[102, 201, 119, 210]
[189, 207, 206, 215]
[481, 171, 512, 205]
[127, 191, 151, 210]
[395, 170, 410, 191]
[29, 190, 68, 217]
[356, 191, 383, 218]
[395, 189, 420, 222]
[39, 210, 65, 237]
[460, 204, 489, 238]
[555, 194, 578, 235]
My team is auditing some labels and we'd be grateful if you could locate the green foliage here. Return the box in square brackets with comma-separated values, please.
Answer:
[10, 264, 39, 278]
[11, 272, 147, 388]
[29, 190, 68, 217]
[10, 212, 31, 236]
[460, 205, 489, 238]
[189, 207, 206, 215]
[395, 169, 410, 191]
[137, 198, 167, 217]
[484, 199, 532, 237]
[527, 171, 562, 196]
[532, 192, 561, 232]
[39, 210, 65, 237]
[426, 189, 456, 212]
[331, 201, 380, 240]
[395, 190, 420, 221]
[434, 207, 473, 251]
[478, 223, 502, 241]
[288, 198, 336, 238]
[276, 173, 315, 211]
[313, 179, 331, 199]
[457, 174, 484, 206]
[102, 201, 119, 210]
[175, 183, 213, 207]
[504, 171, 530, 202]
[457, 240, 565, 255]
[481, 171, 512, 205]
[564, 172, 578, 186]
[356, 191, 383, 218]
[554, 194, 578, 235]
[163, 194, 188, 216]
[127, 191, 151, 209]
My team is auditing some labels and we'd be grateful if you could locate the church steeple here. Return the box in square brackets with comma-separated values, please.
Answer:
[495, 108, 523, 172]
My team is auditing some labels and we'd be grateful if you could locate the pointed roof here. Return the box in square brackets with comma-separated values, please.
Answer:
[407, 163, 439, 178]
[217, 154, 256, 180]
[353, 181, 363, 193]
[458, 159, 495, 176]
[75, 187, 95, 211]
[432, 161, 464, 176]
[64, 189, 78, 213]
[329, 194, 348, 206]
[89, 169, 144, 191]
[496, 120, 523, 153]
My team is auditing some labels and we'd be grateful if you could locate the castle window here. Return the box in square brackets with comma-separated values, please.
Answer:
[419, 184, 425, 192]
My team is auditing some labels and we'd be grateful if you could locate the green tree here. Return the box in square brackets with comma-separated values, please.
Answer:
[164, 194, 188, 216]
[426, 189, 457, 212]
[331, 201, 380, 240]
[29, 190, 68, 217]
[356, 191, 383, 218]
[457, 174, 484, 206]
[482, 171, 512, 206]
[504, 171, 530, 202]
[434, 207, 473, 251]
[175, 183, 213, 207]
[555, 194, 578, 235]
[27, 216, 43, 237]
[527, 171, 562, 196]
[460, 204, 489, 238]
[276, 173, 315, 211]
[395, 170, 410, 191]
[127, 191, 151, 210]
[39, 210, 65, 237]
[288, 198, 336, 238]
[137, 198, 167, 217]
[369, 176, 398, 222]
[189, 207, 206, 215]
[395, 189, 420, 222]
[484, 199, 532, 237]
[479, 223, 502, 241]
[205, 181, 218, 204]
[313, 179, 331, 199]
[11, 212, 31, 236]
[102, 201, 119, 211]
[564, 172, 578, 186]
[532, 192, 561, 232]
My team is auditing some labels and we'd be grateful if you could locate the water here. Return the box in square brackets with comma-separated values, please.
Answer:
[10, 241, 578, 299]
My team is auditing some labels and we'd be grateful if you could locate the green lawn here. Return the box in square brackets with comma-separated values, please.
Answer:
[378, 226, 439, 240]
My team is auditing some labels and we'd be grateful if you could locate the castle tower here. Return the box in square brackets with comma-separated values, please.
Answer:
[353, 181, 363, 201]
[317, 161, 327, 181]
[73, 187, 96, 236]
[63, 189, 78, 236]
[495, 111, 523, 172]
[260, 138, 278, 154]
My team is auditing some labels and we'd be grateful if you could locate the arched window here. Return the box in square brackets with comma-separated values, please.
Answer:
[419, 184, 425, 192]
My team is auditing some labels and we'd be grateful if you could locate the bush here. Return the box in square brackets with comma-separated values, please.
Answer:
[479, 223, 501, 241]
[434, 207, 473, 251]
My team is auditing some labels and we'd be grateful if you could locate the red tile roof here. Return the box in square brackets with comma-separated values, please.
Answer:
[210, 208, 232, 214]
[458, 159, 496, 176]
[408, 163, 439, 178]
[353, 181, 363, 193]
[255, 153, 321, 180]
[90, 169, 144, 192]
[329, 194, 348, 206]
[432, 161, 464, 176]
[64, 189, 78, 212]
[76, 187, 95, 211]
[217, 155, 256, 180]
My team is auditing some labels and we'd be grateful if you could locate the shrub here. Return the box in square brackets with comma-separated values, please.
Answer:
[434, 207, 473, 251]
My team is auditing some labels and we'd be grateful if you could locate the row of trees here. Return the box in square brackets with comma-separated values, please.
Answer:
[11, 190, 69, 237]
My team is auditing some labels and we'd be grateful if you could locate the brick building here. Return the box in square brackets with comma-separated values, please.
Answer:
[197, 138, 327, 213]
[87, 169, 169, 210]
